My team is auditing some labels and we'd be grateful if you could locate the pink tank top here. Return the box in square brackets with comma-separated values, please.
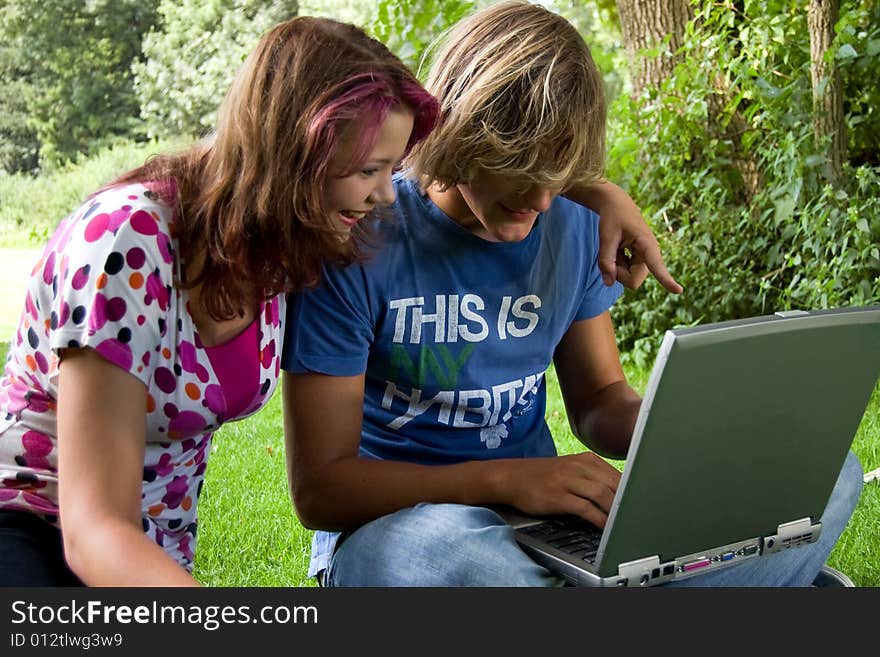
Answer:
[204, 319, 260, 419]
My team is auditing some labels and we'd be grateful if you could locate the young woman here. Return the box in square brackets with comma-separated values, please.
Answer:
[0, 16, 439, 586]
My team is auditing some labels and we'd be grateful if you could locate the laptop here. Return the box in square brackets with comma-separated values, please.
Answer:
[499, 305, 880, 587]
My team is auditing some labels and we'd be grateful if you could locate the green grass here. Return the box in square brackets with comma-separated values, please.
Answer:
[191, 393, 315, 587]
[0, 340, 877, 586]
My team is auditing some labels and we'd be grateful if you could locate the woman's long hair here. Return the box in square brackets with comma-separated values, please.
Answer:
[113, 17, 438, 319]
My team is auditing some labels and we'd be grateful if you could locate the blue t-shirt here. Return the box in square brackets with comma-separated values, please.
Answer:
[282, 174, 623, 574]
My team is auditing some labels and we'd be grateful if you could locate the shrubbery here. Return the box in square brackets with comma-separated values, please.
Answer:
[604, 0, 880, 364]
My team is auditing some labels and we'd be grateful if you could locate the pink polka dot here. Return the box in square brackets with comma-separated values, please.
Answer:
[42, 251, 56, 285]
[168, 413, 206, 439]
[107, 207, 132, 233]
[106, 296, 127, 322]
[261, 339, 276, 369]
[155, 367, 176, 393]
[22, 430, 53, 457]
[89, 294, 109, 331]
[130, 210, 159, 236]
[204, 385, 225, 414]
[94, 338, 133, 371]
[84, 213, 110, 242]
[178, 342, 198, 373]
[156, 233, 173, 264]
[126, 247, 146, 269]
[71, 264, 91, 290]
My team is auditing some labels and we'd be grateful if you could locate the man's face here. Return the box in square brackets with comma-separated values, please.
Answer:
[455, 172, 562, 243]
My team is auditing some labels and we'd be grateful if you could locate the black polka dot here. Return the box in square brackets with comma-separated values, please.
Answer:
[173, 364, 182, 376]
[143, 468, 157, 483]
[72, 306, 86, 324]
[260, 379, 271, 394]
[104, 251, 125, 275]
[67, 339, 81, 348]
[117, 328, 132, 343]
[168, 518, 182, 530]
[50, 312, 58, 330]
[27, 327, 39, 349]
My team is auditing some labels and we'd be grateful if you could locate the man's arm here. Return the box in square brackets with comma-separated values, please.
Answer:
[564, 181, 684, 294]
[553, 311, 642, 460]
[282, 370, 623, 530]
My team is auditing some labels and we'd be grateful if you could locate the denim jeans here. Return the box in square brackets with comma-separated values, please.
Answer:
[323, 451, 864, 587]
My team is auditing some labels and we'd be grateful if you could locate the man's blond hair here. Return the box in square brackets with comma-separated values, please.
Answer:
[406, 0, 606, 191]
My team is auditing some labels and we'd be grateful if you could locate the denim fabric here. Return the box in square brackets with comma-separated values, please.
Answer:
[323, 450, 864, 587]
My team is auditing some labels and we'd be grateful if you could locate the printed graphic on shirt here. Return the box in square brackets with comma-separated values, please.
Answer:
[382, 292, 544, 446]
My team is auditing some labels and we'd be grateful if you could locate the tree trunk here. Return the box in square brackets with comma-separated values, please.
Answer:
[616, 0, 693, 99]
[808, 0, 846, 182]
[616, 0, 761, 204]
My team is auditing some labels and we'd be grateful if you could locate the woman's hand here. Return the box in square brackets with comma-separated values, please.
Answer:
[564, 180, 684, 294]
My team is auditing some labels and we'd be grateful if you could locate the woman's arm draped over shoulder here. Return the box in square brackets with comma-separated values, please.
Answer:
[564, 181, 683, 294]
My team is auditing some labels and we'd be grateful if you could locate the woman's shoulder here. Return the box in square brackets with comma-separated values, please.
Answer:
[56, 181, 179, 260]
[80, 182, 178, 232]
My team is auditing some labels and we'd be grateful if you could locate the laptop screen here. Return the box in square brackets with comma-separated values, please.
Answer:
[596, 306, 880, 576]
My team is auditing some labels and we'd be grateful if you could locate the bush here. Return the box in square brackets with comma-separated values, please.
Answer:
[0, 138, 189, 248]
[605, 0, 880, 365]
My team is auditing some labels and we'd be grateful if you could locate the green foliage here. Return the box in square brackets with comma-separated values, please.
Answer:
[0, 41, 39, 174]
[0, 138, 189, 248]
[0, 0, 160, 169]
[836, 0, 880, 167]
[369, 0, 476, 77]
[133, 0, 299, 140]
[606, 0, 880, 364]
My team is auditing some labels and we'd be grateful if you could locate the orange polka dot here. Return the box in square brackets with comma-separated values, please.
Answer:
[96, 273, 107, 289]
[25, 355, 37, 371]
[181, 497, 192, 512]
[185, 383, 200, 400]
[129, 272, 144, 289]
[145, 394, 156, 413]
[162, 348, 171, 359]
[148, 504, 165, 517]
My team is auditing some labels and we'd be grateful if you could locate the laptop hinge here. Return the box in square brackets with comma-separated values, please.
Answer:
[617, 556, 661, 586]
[762, 518, 822, 554]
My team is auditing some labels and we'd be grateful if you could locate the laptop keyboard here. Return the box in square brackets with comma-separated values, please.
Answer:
[518, 517, 602, 564]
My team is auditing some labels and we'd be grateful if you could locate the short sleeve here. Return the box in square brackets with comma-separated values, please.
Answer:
[282, 263, 376, 376]
[572, 207, 624, 321]
[45, 188, 175, 388]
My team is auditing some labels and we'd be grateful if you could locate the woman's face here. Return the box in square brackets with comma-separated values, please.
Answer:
[322, 107, 414, 237]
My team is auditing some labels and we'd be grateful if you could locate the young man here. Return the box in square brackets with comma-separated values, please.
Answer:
[281, 1, 862, 586]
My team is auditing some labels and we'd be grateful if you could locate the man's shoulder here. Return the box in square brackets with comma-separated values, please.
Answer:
[547, 194, 600, 225]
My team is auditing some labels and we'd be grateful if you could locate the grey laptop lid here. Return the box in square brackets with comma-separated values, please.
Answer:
[594, 305, 880, 577]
